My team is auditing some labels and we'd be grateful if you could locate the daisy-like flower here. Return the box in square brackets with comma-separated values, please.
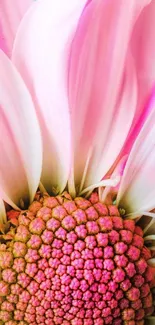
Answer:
[0, 0, 155, 324]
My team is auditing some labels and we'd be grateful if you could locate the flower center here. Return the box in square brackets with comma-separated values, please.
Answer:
[0, 192, 154, 325]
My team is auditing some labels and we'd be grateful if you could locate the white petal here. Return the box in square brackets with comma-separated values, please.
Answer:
[0, 50, 42, 207]
[12, 0, 88, 194]
[117, 93, 155, 216]
[100, 155, 128, 203]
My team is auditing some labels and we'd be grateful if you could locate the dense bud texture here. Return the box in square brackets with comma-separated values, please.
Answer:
[0, 192, 154, 325]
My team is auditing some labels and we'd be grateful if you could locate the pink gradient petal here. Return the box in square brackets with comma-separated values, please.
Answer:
[118, 0, 155, 158]
[0, 51, 42, 208]
[0, 24, 7, 54]
[0, 198, 6, 224]
[131, 0, 155, 122]
[117, 92, 155, 216]
[0, 0, 32, 56]
[12, 0, 88, 194]
[84, 55, 137, 188]
[68, 0, 150, 190]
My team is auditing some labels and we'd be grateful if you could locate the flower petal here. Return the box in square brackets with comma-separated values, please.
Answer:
[68, 0, 150, 193]
[117, 93, 155, 216]
[12, 0, 88, 194]
[131, 0, 155, 120]
[100, 155, 128, 204]
[0, 198, 6, 224]
[0, 50, 42, 207]
[0, 0, 32, 55]
[119, 0, 155, 157]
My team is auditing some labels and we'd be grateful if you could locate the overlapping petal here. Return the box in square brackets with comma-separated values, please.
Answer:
[0, 0, 32, 56]
[0, 51, 42, 208]
[67, 0, 150, 192]
[131, 0, 155, 122]
[118, 0, 155, 158]
[12, 0, 88, 194]
[117, 92, 155, 217]
[100, 155, 128, 204]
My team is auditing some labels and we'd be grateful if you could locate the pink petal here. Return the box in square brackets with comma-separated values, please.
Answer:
[0, 51, 42, 208]
[119, 0, 155, 157]
[68, 0, 149, 191]
[84, 57, 138, 189]
[12, 0, 88, 194]
[0, 24, 7, 54]
[0, 0, 32, 56]
[117, 92, 155, 216]
[131, 0, 155, 120]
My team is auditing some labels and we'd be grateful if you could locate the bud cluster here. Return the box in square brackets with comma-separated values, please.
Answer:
[0, 192, 154, 325]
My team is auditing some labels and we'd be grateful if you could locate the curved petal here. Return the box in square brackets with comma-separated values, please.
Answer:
[0, 0, 32, 56]
[68, 0, 150, 193]
[117, 93, 155, 217]
[12, 0, 88, 194]
[0, 51, 42, 208]
[0, 198, 6, 224]
[131, 0, 155, 121]
[100, 155, 128, 204]
[85, 56, 137, 188]
[119, 0, 155, 158]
